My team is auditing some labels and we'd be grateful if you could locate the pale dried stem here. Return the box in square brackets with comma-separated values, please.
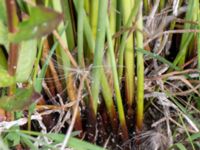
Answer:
[61, 73, 88, 150]
[53, 31, 78, 68]
[145, 29, 200, 46]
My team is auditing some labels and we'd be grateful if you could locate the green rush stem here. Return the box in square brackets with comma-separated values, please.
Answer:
[197, 2, 200, 80]
[109, 0, 116, 36]
[122, 0, 135, 114]
[173, 0, 198, 67]
[53, 0, 83, 133]
[73, 0, 94, 57]
[84, 0, 89, 15]
[77, 0, 85, 67]
[83, 18, 95, 56]
[52, 0, 70, 76]
[61, 0, 75, 50]
[143, 0, 149, 15]
[173, 33, 193, 67]
[106, 17, 129, 139]
[135, 6, 144, 131]
[33, 39, 44, 82]
[75, 0, 118, 132]
[118, 0, 141, 82]
[44, 0, 49, 6]
[90, 0, 98, 38]
[159, 0, 165, 11]
[91, 0, 107, 114]
[28, 109, 31, 131]
[106, 0, 116, 70]
[100, 68, 118, 132]
[116, 0, 122, 32]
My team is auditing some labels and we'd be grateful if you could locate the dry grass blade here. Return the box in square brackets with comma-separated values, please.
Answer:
[53, 31, 78, 68]
[61, 73, 88, 150]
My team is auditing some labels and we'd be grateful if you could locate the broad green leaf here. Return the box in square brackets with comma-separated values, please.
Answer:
[0, 86, 40, 111]
[45, 132, 81, 143]
[44, 133, 106, 150]
[0, 48, 7, 69]
[16, 39, 37, 82]
[45, 133, 65, 142]
[5, 129, 106, 150]
[4, 126, 20, 147]
[68, 137, 107, 150]
[15, 111, 24, 119]
[188, 132, 200, 141]
[4, 132, 20, 146]
[0, 21, 9, 49]
[0, 0, 8, 50]
[20, 136, 37, 150]
[5, 129, 38, 150]
[0, 0, 7, 24]
[10, 6, 63, 43]
[0, 68, 15, 87]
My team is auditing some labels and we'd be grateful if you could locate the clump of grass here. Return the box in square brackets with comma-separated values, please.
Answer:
[1, 0, 200, 150]
[135, 5, 144, 132]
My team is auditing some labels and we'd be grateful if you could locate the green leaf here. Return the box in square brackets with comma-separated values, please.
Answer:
[68, 137, 106, 150]
[136, 48, 181, 71]
[169, 143, 187, 150]
[4, 132, 20, 146]
[0, 0, 7, 24]
[0, 0, 8, 50]
[45, 132, 81, 143]
[188, 132, 200, 141]
[0, 86, 40, 111]
[28, 103, 36, 115]
[0, 48, 7, 69]
[45, 133, 65, 142]
[4, 126, 21, 147]
[16, 39, 37, 82]
[15, 111, 24, 119]
[20, 136, 37, 150]
[45, 133, 106, 150]
[0, 68, 15, 87]
[0, 21, 9, 49]
[9, 6, 63, 43]
[5, 129, 106, 150]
